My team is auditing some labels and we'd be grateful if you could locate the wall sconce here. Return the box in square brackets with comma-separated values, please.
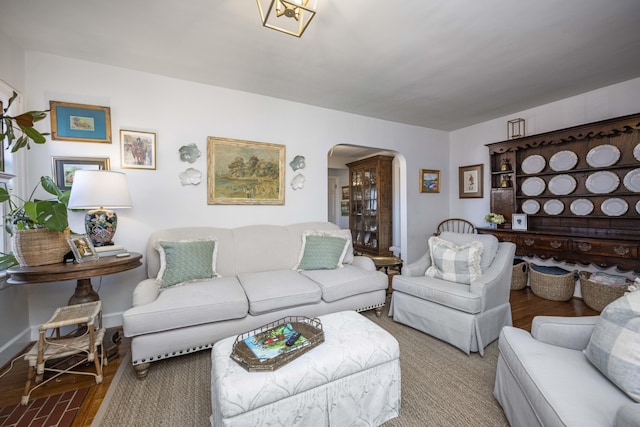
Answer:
[508, 118, 525, 139]
[257, 0, 317, 37]
[68, 170, 133, 246]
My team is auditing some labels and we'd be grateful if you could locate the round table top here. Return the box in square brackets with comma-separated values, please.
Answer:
[368, 256, 403, 267]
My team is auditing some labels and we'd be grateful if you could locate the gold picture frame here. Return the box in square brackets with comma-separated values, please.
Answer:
[420, 169, 440, 193]
[341, 186, 350, 200]
[207, 137, 285, 205]
[120, 129, 157, 170]
[50, 101, 112, 143]
[458, 164, 484, 198]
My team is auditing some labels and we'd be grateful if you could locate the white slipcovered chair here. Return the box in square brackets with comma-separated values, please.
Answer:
[389, 232, 515, 355]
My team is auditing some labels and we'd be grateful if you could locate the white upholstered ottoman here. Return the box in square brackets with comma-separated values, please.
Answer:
[210, 310, 401, 427]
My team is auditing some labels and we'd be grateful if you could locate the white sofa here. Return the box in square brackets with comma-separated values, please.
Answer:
[122, 222, 387, 378]
[495, 316, 640, 427]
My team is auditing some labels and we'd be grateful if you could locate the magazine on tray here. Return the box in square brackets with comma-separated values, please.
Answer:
[244, 322, 308, 361]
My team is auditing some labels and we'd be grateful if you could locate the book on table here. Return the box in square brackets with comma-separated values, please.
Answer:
[95, 244, 126, 257]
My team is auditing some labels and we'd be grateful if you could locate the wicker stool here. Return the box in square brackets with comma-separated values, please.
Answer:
[529, 264, 576, 301]
[22, 301, 106, 405]
[578, 271, 628, 312]
[511, 260, 528, 290]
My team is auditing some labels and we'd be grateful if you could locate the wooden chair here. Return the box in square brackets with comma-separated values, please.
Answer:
[435, 218, 476, 236]
[22, 301, 106, 405]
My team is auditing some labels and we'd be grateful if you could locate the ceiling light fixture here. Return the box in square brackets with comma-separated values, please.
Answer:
[257, 0, 317, 38]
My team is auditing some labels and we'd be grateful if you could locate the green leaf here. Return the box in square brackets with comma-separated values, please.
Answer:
[19, 124, 46, 144]
[10, 135, 29, 153]
[0, 187, 9, 203]
[23, 200, 37, 221]
[36, 201, 68, 232]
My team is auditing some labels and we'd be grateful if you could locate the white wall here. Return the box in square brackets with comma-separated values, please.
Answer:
[22, 53, 450, 329]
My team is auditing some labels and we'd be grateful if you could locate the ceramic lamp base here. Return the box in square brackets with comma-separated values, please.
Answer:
[85, 208, 118, 246]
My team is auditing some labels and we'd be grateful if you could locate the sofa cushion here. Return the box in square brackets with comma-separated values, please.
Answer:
[438, 232, 499, 271]
[123, 276, 248, 336]
[301, 265, 387, 302]
[584, 290, 640, 402]
[238, 270, 322, 315]
[294, 230, 351, 271]
[497, 326, 633, 426]
[392, 274, 482, 314]
[155, 238, 221, 289]
[425, 236, 483, 284]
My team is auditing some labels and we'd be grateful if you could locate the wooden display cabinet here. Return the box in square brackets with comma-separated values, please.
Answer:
[347, 155, 393, 256]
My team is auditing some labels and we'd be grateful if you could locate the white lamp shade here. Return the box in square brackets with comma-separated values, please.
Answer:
[68, 170, 133, 209]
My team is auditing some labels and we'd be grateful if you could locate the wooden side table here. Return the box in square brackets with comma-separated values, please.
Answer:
[367, 256, 403, 294]
[7, 253, 143, 305]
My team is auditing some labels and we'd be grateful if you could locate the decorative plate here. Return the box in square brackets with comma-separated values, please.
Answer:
[636, 200, 640, 215]
[634, 144, 640, 162]
[570, 199, 594, 216]
[586, 144, 621, 168]
[521, 154, 546, 174]
[601, 198, 628, 216]
[549, 150, 578, 171]
[623, 168, 640, 192]
[548, 174, 577, 195]
[585, 171, 620, 194]
[543, 199, 564, 215]
[522, 199, 540, 215]
[521, 177, 546, 196]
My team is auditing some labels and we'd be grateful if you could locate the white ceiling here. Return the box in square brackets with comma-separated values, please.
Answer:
[2, 0, 640, 132]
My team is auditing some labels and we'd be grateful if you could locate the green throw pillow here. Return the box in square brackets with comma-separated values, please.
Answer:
[295, 233, 350, 271]
[584, 290, 640, 402]
[155, 239, 221, 290]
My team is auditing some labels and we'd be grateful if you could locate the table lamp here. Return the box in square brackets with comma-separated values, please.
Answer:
[68, 170, 133, 246]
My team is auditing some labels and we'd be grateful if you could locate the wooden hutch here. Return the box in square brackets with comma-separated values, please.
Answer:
[347, 155, 393, 256]
[480, 112, 640, 272]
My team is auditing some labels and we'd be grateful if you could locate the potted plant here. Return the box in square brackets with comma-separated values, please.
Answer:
[0, 91, 49, 152]
[0, 176, 71, 267]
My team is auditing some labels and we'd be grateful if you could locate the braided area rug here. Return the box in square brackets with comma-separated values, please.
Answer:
[93, 304, 508, 426]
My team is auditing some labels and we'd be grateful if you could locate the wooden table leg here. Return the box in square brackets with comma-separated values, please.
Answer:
[68, 278, 100, 305]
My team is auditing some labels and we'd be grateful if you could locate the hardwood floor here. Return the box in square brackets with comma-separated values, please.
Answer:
[0, 288, 599, 426]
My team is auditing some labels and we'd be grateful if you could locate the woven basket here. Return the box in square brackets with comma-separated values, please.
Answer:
[578, 271, 628, 312]
[12, 228, 70, 267]
[529, 264, 576, 301]
[511, 260, 528, 290]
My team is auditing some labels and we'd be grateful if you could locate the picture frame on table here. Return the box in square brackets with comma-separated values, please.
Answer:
[207, 136, 286, 205]
[120, 129, 157, 170]
[458, 164, 484, 198]
[420, 169, 440, 193]
[512, 213, 528, 230]
[67, 234, 99, 263]
[51, 156, 110, 190]
[50, 101, 111, 143]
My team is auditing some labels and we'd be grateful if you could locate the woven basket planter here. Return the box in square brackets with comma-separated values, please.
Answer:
[578, 271, 628, 312]
[529, 264, 576, 301]
[511, 260, 528, 290]
[12, 228, 70, 267]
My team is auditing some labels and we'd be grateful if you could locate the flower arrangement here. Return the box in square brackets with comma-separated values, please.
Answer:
[484, 213, 506, 225]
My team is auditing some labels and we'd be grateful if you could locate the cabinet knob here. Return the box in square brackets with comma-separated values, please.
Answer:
[614, 246, 630, 256]
[578, 242, 592, 252]
[524, 238, 535, 246]
[550, 241, 562, 249]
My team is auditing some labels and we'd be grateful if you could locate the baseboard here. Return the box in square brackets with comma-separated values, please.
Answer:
[0, 326, 31, 368]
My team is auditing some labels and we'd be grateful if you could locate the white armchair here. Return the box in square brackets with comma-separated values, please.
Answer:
[389, 232, 515, 355]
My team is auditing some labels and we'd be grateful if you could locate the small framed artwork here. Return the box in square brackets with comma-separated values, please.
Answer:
[51, 156, 110, 190]
[341, 186, 350, 200]
[50, 101, 112, 143]
[120, 130, 157, 170]
[458, 164, 484, 198]
[420, 169, 440, 193]
[512, 213, 528, 230]
[341, 200, 349, 216]
[66, 234, 99, 263]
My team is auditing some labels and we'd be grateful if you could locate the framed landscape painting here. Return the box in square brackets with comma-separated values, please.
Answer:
[207, 137, 285, 205]
[420, 169, 440, 193]
[50, 101, 111, 143]
[51, 156, 110, 190]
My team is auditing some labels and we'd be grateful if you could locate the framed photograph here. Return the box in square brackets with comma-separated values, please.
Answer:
[66, 234, 99, 263]
[420, 169, 440, 193]
[341, 200, 349, 216]
[51, 156, 110, 190]
[207, 136, 285, 205]
[458, 164, 484, 198]
[120, 129, 156, 170]
[341, 186, 350, 200]
[512, 213, 528, 230]
[50, 101, 111, 143]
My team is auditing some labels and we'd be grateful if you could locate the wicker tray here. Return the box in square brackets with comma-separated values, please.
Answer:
[230, 316, 324, 372]
[511, 259, 528, 290]
[529, 264, 576, 301]
[578, 271, 628, 312]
